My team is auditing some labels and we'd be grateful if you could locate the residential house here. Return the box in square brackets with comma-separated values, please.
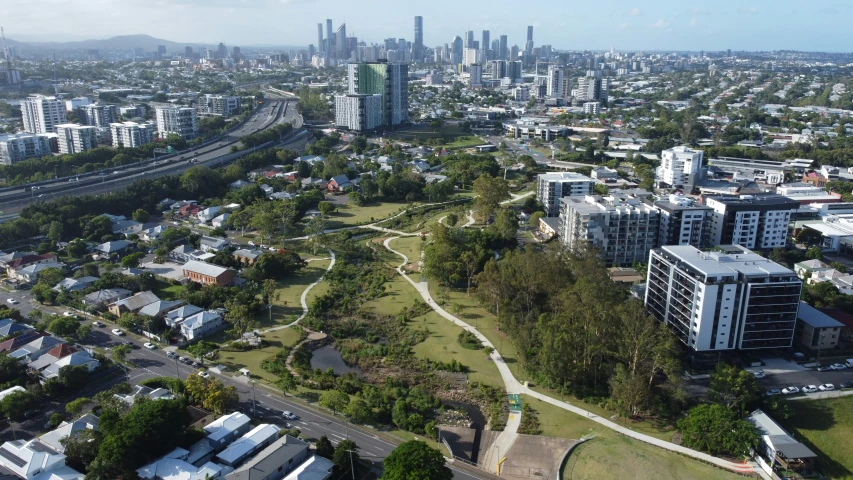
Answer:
[52, 277, 98, 293]
[215, 424, 281, 467]
[0, 438, 79, 480]
[3, 254, 55, 277]
[181, 311, 225, 341]
[197, 207, 222, 223]
[178, 204, 203, 218]
[94, 240, 132, 256]
[0, 332, 47, 353]
[327, 174, 352, 192]
[269, 192, 297, 200]
[0, 252, 37, 270]
[137, 449, 221, 480]
[11, 262, 66, 285]
[111, 219, 143, 235]
[204, 412, 252, 449]
[0, 386, 25, 401]
[139, 225, 170, 242]
[42, 351, 100, 379]
[802, 171, 828, 188]
[114, 385, 175, 406]
[259, 184, 274, 195]
[281, 455, 334, 480]
[233, 249, 264, 266]
[27, 344, 78, 372]
[38, 414, 99, 454]
[293, 155, 324, 166]
[809, 268, 853, 294]
[226, 435, 314, 478]
[137, 300, 184, 319]
[229, 180, 252, 189]
[211, 214, 230, 229]
[170, 245, 214, 264]
[0, 319, 34, 338]
[300, 177, 328, 189]
[10, 336, 65, 364]
[591, 166, 619, 181]
[81, 288, 131, 307]
[182, 261, 236, 287]
[199, 236, 230, 253]
[107, 291, 160, 316]
[169, 200, 198, 211]
[794, 259, 834, 279]
[165, 305, 204, 328]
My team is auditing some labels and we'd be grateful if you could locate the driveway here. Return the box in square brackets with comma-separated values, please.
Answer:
[140, 261, 185, 281]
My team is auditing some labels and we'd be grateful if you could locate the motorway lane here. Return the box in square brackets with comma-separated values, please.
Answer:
[87, 328, 491, 480]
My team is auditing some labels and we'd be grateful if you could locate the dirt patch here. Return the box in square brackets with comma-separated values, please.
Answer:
[405, 263, 420, 272]
[372, 237, 388, 244]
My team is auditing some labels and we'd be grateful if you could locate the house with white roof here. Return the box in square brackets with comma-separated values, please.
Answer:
[225, 435, 312, 480]
[281, 455, 333, 480]
[746, 409, 817, 472]
[211, 214, 230, 229]
[199, 237, 230, 253]
[809, 268, 853, 295]
[136, 447, 222, 480]
[0, 386, 26, 401]
[165, 305, 204, 328]
[197, 207, 222, 223]
[139, 225, 170, 242]
[215, 424, 280, 467]
[138, 300, 184, 318]
[11, 262, 66, 286]
[0, 438, 78, 480]
[38, 414, 98, 454]
[793, 259, 834, 279]
[52, 277, 98, 293]
[10, 336, 65, 363]
[204, 413, 252, 449]
[41, 352, 99, 379]
[94, 240, 133, 255]
[170, 245, 214, 264]
[114, 385, 175, 406]
[181, 311, 225, 341]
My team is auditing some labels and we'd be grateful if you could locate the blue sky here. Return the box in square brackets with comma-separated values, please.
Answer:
[5, 0, 850, 51]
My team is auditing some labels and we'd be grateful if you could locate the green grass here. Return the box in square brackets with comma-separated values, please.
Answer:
[154, 280, 184, 301]
[387, 237, 424, 267]
[781, 397, 853, 479]
[216, 326, 303, 383]
[260, 258, 332, 323]
[324, 201, 412, 229]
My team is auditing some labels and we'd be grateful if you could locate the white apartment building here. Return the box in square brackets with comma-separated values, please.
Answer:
[704, 194, 800, 250]
[546, 65, 565, 99]
[334, 94, 383, 132]
[155, 106, 198, 140]
[583, 102, 601, 114]
[645, 245, 802, 351]
[79, 104, 118, 127]
[653, 194, 713, 248]
[512, 86, 529, 102]
[65, 97, 91, 111]
[55, 124, 97, 155]
[21, 95, 67, 134]
[536, 172, 595, 217]
[197, 94, 241, 117]
[110, 121, 156, 148]
[658, 146, 703, 192]
[469, 64, 483, 88]
[0, 133, 53, 165]
[558, 193, 660, 265]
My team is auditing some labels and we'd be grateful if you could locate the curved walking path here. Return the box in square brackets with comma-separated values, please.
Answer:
[382, 236, 758, 477]
[259, 249, 336, 333]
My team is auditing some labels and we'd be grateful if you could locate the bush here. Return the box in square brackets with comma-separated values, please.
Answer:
[457, 330, 481, 350]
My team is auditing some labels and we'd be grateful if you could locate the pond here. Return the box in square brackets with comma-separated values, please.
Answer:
[310, 345, 364, 377]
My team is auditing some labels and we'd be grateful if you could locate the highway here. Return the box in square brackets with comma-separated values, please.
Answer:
[0, 98, 302, 214]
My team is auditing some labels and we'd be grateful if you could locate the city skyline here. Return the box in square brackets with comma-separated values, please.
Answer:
[4, 0, 850, 52]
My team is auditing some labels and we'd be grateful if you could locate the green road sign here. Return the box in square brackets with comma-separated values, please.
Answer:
[508, 394, 522, 412]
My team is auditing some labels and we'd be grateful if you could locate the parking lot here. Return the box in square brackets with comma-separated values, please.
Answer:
[139, 261, 186, 281]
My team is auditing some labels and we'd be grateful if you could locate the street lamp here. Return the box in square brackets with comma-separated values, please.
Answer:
[249, 380, 257, 418]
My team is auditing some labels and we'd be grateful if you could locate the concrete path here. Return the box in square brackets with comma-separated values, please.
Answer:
[258, 249, 336, 333]
[381, 234, 757, 476]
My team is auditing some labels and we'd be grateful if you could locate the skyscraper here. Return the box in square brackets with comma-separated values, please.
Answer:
[21, 95, 66, 134]
[318, 24, 324, 54]
[347, 62, 409, 127]
[217, 43, 227, 60]
[546, 65, 565, 99]
[527, 26, 533, 43]
[451, 36, 463, 64]
[336, 24, 348, 60]
[481, 30, 490, 54]
[499, 35, 508, 60]
[326, 19, 334, 52]
[466, 31, 474, 49]
[413, 16, 423, 64]
[525, 25, 534, 54]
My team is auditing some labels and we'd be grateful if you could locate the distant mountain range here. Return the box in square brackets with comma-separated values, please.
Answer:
[5, 34, 303, 54]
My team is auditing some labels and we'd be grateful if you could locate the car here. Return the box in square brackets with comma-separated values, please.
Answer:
[6, 298, 18, 304]
[166, 351, 176, 358]
[268, 247, 277, 252]
[178, 356, 187, 363]
[782, 386, 800, 395]
[248, 241, 256, 246]
[112, 329, 124, 336]
[752, 370, 766, 379]
[802, 385, 819, 393]
[819, 384, 835, 391]
[260, 244, 268, 249]
[765, 388, 782, 396]
[191, 362, 200, 367]
[831, 363, 847, 370]
[112, 171, 119, 175]
[180, 156, 185, 160]
[840, 381, 853, 389]
[817, 365, 833, 372]
[62, 311, 75, 317]
[121, 341, 134, 347]
[198, 371, 210, 379]
[282, 411, 297, 420]
[92, 321, 104, 327]
[143, 343, 156, 350]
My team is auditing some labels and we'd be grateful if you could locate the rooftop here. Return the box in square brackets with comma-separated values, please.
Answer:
[182, 260, 230, 278]
[538, 172, 593, 182]
[204, 412, 251, 443]
[215, 424, 280, 465]
[704, 193, 800, 208]
[797, 302, 845, 329]
[659, 245, 795, 278]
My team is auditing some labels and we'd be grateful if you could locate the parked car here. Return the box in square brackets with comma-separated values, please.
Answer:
[178, 356, 188, 363]
[840, 380, 853, 389]
[782, 386, 800, 395]
[143, 343, 156, 350]
[830, 363, 847, 370]
[752, 370, 765, 379]
[765, 388, 782, 396]
[92, 321, 104, 327]
[112, 329, 124, 336]
[121, 341, 134, 347]
[802, 385, 819, 393]
[166, 351, 176, 358]
[282, 411, 297, 420]
[846, 358, 853, 368]
[816, 365, 833, 372]
[6, 298, 17, 304]
[818, 384, 835, 391]
[62, 311, 75, 317]
[191, 362, 199, 367]
[198, 371, 210, 379]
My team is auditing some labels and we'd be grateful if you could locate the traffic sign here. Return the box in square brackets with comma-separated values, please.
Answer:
[508, 394, 522, 412]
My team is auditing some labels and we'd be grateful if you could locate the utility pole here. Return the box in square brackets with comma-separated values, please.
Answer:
[349, 450, 355, 480]
[175, 356, 180, 379]
[250, 380, 257, 418]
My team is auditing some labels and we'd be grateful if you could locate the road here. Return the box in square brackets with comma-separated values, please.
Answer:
[0, 99, 302, 214]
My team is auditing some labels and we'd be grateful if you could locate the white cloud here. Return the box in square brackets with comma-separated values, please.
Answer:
[689, 17, 697, 27]
[651, 18, 671, 29]
[619, 22, 629, 29]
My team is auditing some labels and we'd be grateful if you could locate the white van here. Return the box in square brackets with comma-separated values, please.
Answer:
[846, 358, 853, 368]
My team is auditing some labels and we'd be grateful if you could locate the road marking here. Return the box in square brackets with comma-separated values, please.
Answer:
[330, 433, 347, 441]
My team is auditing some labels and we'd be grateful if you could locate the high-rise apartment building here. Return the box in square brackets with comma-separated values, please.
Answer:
[110, 122, 155, 148]
[489, 60, 507, 80]
[499, 35, 508, 60]
[704, 194, 799, 250]
[466, 31, 474, 49]
[645, 245, 802, 351]
[335, 24, 348, 60]
[196, 95, 241, 117]
[481, 31, 490, 55]
[347, 62, 409, 127]
[558, 193, 660, 265]
[21, 95, 67, 134]
[469, 64, 483, 88]
[155, 106, 198, 140]
[575, 71, 609, 104]
[79, 104, 118, 128]
[451, 36, 463, 65]
[654, 194, 713, 248]
[658, 146, 703, 192]
[536, 172, 595, 217]
[317, 24, 325, 54]
[413, 16, 423, 63]
[334, 94, 383, 132]
[546, 65, 565, 99]
[55, 124, 97, 155]
[525, 25, 534, 54]
[507, 61, 523, 83]
[0, 133, 53, 165]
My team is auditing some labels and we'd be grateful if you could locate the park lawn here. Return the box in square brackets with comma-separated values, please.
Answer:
[388, 236, 424, 266]
[362, 269, 422, 317]
[324, 200, 411, 229]
[216, 326, 303, 383]
[781, 397, 853, 479]
[154, 280, 184, 301]
[261, 258, 332, 323]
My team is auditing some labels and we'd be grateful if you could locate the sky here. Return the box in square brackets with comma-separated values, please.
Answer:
[3, 0, 851, 52]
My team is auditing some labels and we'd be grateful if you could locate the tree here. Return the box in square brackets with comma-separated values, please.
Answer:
[0, 354, 26, 387]
[528, 211, 544, 228]
[184, 374, 239, 415]
[76, 324, 92, 341]
[275, 371, 297, 396]
[0, 390, 37, 420]
[187, 341, 218, 365]
[332, 439, 359, 476]
[392, 399, 408, 430]
[708, 363, 759, 415]
[805, 246, 823, 260]
[304, 215, 328, 255]
[348, 191, 364, 206]
[490, 208, 518, 241]
[472, 176, 509, 223]
[48, 220, 64, 245]
[111, 344, 131, 364]
[319, 390, 350, 415]
[48, 316, 80, 337]
[381, 440, 452, 480]
[344, 397, 372, 423]
[132, 209, 150, 223]
[48, 412, 65, 428]
[445, 213, 458, 227]
[61, 428, 102, 473]
[66, 239, 88, 258]
[677, 404, 758, 457]
[66, 397, 91, 416]
[121, 252, 145, 268]
[315, 435, 335, 459]
[318, 201, 336, 216]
